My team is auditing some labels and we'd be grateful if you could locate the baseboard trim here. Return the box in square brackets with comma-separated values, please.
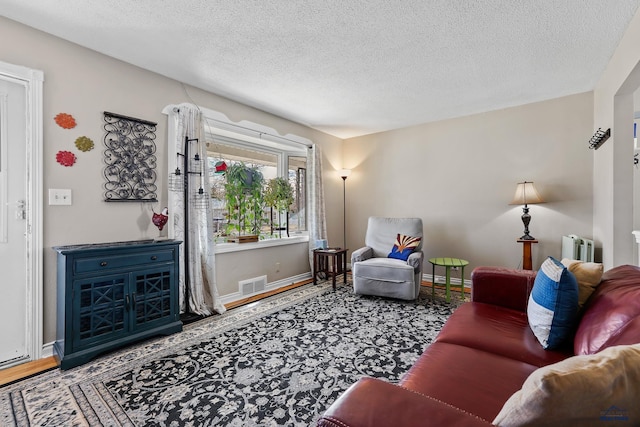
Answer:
[41, 342, 54, 358]
[423, 273, 471, 290]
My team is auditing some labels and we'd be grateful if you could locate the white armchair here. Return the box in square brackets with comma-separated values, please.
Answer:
[351, 217, 424, 300]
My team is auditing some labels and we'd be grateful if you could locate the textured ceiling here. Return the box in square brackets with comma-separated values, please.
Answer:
[1, 1, 639, 138]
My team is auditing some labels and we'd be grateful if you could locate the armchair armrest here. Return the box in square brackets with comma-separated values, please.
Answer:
[351, 246, 373, 263]
[471, 266, 537, 312]
[407, 251, 423, 272]
[317, 377, 492, 427]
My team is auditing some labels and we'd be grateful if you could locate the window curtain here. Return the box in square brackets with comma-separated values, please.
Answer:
[169, 105, 226, 316]
[307, 144, 327, 267]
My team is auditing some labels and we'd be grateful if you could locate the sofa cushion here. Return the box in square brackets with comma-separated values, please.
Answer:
[401, 342, 539, 423]
[527, 257, 579, 349]
[318, 377, 494, 427]
[435, 303, 571, 367]
[574, 264, 640, 355]
[493, 344, 640, 427]
[561, 258, 603, 309]
[388, 233, 421, 261]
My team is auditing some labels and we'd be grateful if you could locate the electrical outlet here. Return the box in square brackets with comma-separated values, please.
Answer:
[49, 189, 72, 205]
[275, 262, 281, 272]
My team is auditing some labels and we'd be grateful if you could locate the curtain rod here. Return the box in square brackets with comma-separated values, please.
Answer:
[172, 107, 312, 149]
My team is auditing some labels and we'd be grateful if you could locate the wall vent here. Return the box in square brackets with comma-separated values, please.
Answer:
[239, 275, 268, 296]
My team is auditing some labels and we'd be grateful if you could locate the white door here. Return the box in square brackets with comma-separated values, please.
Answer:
[0, 62, 43, 369]
[0, 76, 29, 367]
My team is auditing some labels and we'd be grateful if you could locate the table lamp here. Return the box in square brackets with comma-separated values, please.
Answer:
[510, 181, 544, 240]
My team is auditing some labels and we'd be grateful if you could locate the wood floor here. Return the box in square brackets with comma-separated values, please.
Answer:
[0, 278, 468, 387]
[224, 278, 312, 310]
[0, 356, 58, 387]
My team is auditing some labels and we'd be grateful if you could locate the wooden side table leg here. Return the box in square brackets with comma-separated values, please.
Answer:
[331, 255, 336, 290]
[342, 252, 347, 284]
[313, 251, 318, 285]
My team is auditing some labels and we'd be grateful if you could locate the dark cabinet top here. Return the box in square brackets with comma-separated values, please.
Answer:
[53, 239, 182, 254]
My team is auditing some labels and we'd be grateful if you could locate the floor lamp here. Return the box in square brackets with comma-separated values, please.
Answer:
[339, 169, 351, 249]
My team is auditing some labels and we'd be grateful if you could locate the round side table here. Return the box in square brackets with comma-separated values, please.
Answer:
[428, 257, 469, 302]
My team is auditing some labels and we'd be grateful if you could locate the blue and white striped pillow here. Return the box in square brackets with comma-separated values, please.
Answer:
[527, 257, 579, 349]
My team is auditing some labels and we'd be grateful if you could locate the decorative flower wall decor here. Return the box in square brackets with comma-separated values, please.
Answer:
[56, 150, 77, 167]
[75, 136, 94, 152]
[54, 113, 77, 129]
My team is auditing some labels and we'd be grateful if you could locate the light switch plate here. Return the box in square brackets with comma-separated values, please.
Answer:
[49, 189, 72, 205]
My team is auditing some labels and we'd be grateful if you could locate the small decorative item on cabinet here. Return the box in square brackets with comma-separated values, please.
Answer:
[152, 207, 169, 231]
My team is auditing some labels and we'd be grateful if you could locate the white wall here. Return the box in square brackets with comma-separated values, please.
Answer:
[0, 16, 343, 344]
[343, 92, 595, 274]
[594, 9, 640, 269]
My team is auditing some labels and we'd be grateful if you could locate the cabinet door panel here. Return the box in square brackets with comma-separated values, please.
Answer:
[132, 265, 175, 331]
[73, 274, 129, 350]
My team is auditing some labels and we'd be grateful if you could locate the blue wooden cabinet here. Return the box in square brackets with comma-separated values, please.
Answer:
[53, 239, 183, 370]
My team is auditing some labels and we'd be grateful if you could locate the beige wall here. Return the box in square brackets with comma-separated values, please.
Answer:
[4, 7, 639, 350]
[343, 92, 594, 274]
[215, 243, 309, 296]
[0, 17, 343, 345]
[593, 8, 640, 269]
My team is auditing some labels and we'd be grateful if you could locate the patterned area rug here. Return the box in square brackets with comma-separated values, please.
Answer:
[0, 279, 461, 426]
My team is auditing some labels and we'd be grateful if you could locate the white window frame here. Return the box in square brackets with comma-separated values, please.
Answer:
[164, 103, 311, 254]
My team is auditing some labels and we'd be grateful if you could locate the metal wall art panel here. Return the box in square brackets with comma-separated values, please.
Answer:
[103, 111, 158, 202]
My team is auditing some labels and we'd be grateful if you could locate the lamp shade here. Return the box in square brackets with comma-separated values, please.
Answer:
[510, 181, 544, 205]
[339, 169, 351, 179]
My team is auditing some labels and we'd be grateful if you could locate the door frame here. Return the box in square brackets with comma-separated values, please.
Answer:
[0, 60, 43, 366]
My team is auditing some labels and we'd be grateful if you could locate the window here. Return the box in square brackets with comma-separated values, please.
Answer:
[288, 156, 307, 234]
[205, 134, 307, 242]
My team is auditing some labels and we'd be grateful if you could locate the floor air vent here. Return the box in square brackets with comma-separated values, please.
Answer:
[239, 275, 267, 296]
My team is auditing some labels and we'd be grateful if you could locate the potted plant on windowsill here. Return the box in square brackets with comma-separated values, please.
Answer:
[264, 177, 294, 238]
[224, 163, 265, 243]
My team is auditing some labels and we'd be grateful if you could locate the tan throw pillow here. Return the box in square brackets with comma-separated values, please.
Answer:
[493, 344, 640, 427]
[561, 258, 603, 308]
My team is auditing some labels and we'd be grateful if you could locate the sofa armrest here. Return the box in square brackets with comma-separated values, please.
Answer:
[471, 266, 537, 312]
[317, 377, 492, 427]
[351, 246, 373, 263]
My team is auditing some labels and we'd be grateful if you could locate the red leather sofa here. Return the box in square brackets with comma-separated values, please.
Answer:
[317, 264, 640, 427]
